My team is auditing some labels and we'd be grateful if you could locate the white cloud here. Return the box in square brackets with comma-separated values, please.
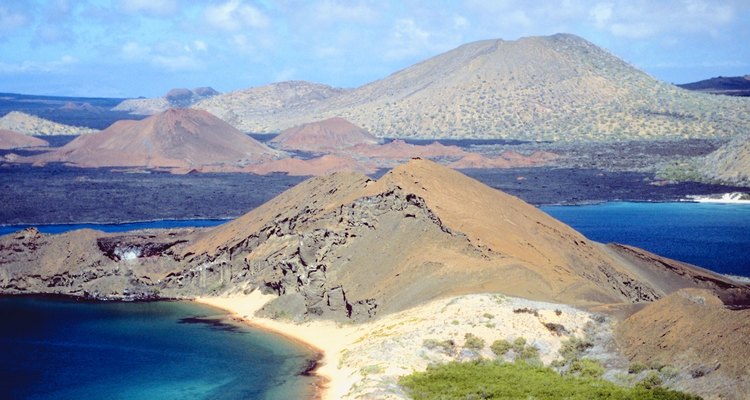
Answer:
[119, 0, 178, 16]
[0, 5, 28, 33]
[308, 0, 378, 24]
[193, 40, 207, 51]
[385, 18, 432, 60]
[0, 55, 77, 73]
[120, 40, 202, 71]
[205, 0, 269, 31]
[590, 2, 613, 27]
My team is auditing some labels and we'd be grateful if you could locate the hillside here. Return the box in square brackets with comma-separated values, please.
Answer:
[113, 86, 220, 115]
[698, 134, 750, 186]
[194, 81, 349, 132]
[616, 288, 750, 399]
[26, 108, 281, 170]
[678, 75, 750, 97]
[270, 117, 379, 152]
[0, 129, 48, 149]
[0, 111, 98, 135]
[193, 34, 750, 141]
[3, 159, 746, 316]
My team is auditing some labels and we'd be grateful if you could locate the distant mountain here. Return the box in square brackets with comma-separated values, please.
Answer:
[113, 86, 221, 115]
[677, 75, 750, 97]
[270, 117, 379, 152]
[0, 111, 98, 135]
[0, 129, 48, 149]
[194, 81, 349, 132]
[195, 34, 750, 141]
[28, 108, 280, 170]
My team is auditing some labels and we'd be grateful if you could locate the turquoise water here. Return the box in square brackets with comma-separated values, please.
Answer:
[0, 296, 318, 400]
[541, 202, 750, 277]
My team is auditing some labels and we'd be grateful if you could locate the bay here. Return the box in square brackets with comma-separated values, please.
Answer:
[0, 296, 318, 400]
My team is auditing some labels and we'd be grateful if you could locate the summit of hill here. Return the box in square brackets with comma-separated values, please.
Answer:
[193, 34, 750, 141]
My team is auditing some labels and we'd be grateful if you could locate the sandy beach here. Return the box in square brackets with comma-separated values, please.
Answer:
[196, 291, 610, 400]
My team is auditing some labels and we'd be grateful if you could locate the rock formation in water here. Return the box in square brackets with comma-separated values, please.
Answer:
[24, 108, 281, 170]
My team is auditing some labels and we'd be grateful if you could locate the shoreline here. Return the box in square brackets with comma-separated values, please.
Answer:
[194, 292, 359, 400]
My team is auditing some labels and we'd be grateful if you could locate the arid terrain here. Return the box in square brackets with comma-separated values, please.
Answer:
[1, 160, 748, 399]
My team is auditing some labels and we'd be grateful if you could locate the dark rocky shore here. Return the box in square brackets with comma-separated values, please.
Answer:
[1, 163, 744, 225]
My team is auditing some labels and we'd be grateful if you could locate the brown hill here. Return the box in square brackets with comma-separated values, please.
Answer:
[177, 159, 748, 320]
[616, 288, 750, 399]
[0, 129, 48, 149]
[194, 34, 750, 141]
[27, 108, 281, 170]
[0, 111, 98, 135]
[270, 117, 379, 152]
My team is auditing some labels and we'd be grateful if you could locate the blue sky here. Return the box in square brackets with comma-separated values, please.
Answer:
[1, 0, 749, 98]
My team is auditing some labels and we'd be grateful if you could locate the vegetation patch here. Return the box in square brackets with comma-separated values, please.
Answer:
[399, 360, 702, 400]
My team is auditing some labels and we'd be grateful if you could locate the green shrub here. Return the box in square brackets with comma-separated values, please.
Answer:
[423, 338, 455, 355]
[512, 337, 527, 353]
[559, 336, 594, 361]
[638, 371, 664, 390]
[464, 333, 485, 351]
[399, 360, 701, 400]
[490, 339, 512, 357]
[629, 362, 649, 374]
[569, 359, 605, 378]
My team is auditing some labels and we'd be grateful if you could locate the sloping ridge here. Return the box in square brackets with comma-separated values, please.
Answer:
[698, 134, 750, 187]
[29, 108, 280, 169]
[197, 34, 750, 140]
[176, 159, 747, 321]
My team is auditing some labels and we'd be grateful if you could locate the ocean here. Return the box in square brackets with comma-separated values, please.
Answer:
[541, 201, 750, 277]
[0, 296, 318, 400]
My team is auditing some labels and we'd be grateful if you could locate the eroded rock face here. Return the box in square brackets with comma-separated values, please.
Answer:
[162, 187, 456, 321]
[2, 160, 748, 325]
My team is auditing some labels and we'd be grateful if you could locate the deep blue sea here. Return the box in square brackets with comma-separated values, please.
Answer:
[541, 202, 750, 277]
[0, 297, 318, 400]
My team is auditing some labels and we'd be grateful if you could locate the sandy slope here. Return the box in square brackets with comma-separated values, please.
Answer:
[197, 292, 605, 400]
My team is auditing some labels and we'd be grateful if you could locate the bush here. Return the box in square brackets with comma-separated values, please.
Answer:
[559, 336, 594, 361]
[399, 360, 702, 400]
[490, 339, 512, 357]
[512, 337, 527, 353]
[638, 371, 664, 390]
[464, 333, 485, 351]
[569, 359, 605, 378]
[629, 362, 649, 374]
[423, 338, 455, 355]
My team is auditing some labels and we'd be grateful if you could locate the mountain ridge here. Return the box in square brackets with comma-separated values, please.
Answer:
[193, 34, 750, 141]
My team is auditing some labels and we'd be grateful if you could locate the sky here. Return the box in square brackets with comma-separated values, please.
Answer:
[1, 0, 749, 98]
